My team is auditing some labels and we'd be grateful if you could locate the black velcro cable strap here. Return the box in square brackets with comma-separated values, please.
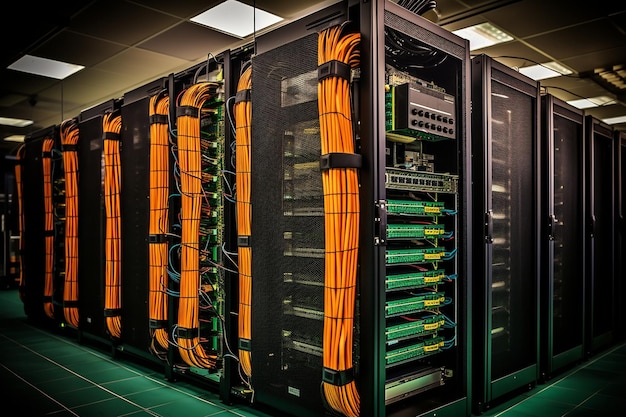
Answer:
[320, 153, 362, 170]
[235, 88, 251, 104]
[103, 132, 121, 141]
[149, 234, 167, 244]
[149, 319, 168, 329]
[322, 367, 354, 386]
[104, 308, 122, 317]
[177, 105, 200, 118]
[42, 151, 52, 159]
[150, 114, 168, 125]
[239, 338, 251, 351]
[237, 235, 250, 247]
[43, 230, 55, 237]
[318, 60, 351, 82]
[62, 144, 77, 152]
[63, 300, 80, 308]
[177, 327, 198, 339]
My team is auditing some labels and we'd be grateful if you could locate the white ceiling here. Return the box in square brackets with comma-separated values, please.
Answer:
[1, 0, 625, 156]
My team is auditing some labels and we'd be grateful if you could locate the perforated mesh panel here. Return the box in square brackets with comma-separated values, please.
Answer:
[250, 32, 326, 415]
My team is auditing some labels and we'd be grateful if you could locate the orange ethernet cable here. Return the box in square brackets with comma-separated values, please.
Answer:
[175, 82, 219, 369]
[42, 137, 56, 320]
[317, 24, 361, 417]
[102, 111, 123, 339]
[234, 64, 252, 379]
[14, 144, 26, 303]
[60, 118, 80, 328]
[149, 91, 171, 353]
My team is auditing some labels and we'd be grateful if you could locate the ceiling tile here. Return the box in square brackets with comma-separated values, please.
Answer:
[31, 31, 127, 67]
[68, 1, 181, 46]
[138, 22, 240, 61]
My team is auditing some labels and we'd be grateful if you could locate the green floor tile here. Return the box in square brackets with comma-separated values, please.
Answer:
[102, 375, 166, 395]
[71, 396, 147, 416]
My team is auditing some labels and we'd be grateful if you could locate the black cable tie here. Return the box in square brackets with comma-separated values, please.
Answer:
[150, 114, 168, 125]
[149, 319, 168, 329]
[322, 367, 354, 386]
[238, 338, 251, 351]
[42, 151, 52, 158]
[235, 88, 251, 104]
[62, 144, 78, 152]
[43, 295, 53, 303]
[176, 105, 200, 118]
[43, 230, 55, 237]
[149, 234, 167, 244]
[237, 235, 250, 247]
[319, 153, 362, 170]
[176, 327, 198, 339]
[318, 60, 351, 82]
[103, 308, 122, 317]
[103, 132, 121, 141]
[63, 300, 80, 308]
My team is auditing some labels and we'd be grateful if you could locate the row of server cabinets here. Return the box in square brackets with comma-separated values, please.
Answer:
[9, 1, 625, 416]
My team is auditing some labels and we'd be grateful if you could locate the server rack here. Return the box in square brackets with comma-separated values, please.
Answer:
[584, 116, 615, 355]
[119, 77, 170, 364]
[471, 54, 541, 412]
[20, 126, 61, 323]
[163, 57, 234, 391]
[1, 158, 20, 289]
[540, 94, 586, 379]
[249, 1, 471, 416]
[617, 130, 626, 341]
[77, 98, 122, 347]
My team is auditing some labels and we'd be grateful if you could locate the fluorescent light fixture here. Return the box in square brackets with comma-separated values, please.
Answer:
[518, 61, 572, 81]
[3, 135, 26, 142]
[566, 95, 614, 109]
[0, 117, 33, 127]
[8, 55, 84, 80]
[602, 115, 626, 125]
[191, 0, 283, 38]
[452, 23, 513, 51]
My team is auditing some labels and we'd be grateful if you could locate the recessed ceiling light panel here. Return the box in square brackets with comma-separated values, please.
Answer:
[8, 55, 84, 80]
[566, 95, 614, 109]
[519, 61, 572, 81]
[191, 0, 283, 38]
[452, 22, 513, 51]
[0, 117, 34, 127]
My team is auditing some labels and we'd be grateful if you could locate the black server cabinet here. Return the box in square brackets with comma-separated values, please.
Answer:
[540, 95, 585, 379]
[20, 126, 60, 323]
[471, 54, 541, 412]
[249, 2, 471, 417]
[77, 99, 122, 346]
[165, 58, 234, 390]
[585, 116, 615, 354]
[617, 130, 626, 341]
[119, 78, 169, 363]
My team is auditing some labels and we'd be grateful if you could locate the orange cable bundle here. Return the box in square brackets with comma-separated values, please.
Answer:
[149, 91, 171, 352]
[61, 119, 80, 327]
[102, 111, 123, 339]
[42, 137, 56, 319]
[317, 24, 361, 417]
[14, 144, 26, 303]
[234, 65, 253, 378]
[176, 82, 219, 369]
